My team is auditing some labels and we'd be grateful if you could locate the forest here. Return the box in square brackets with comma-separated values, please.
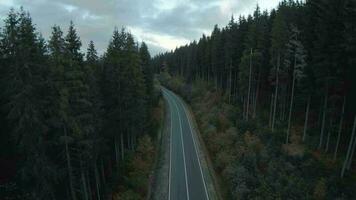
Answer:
[0, 8, 160, 200]
[1, 0, 356, 199]
[155, 0, 356, 199]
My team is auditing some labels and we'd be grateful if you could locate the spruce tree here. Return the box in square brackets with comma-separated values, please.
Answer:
[1, 9, 57, 199]
[269, 9, 289, 131]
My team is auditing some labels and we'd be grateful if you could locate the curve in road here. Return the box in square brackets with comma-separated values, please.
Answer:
[162, 88, 210, 200]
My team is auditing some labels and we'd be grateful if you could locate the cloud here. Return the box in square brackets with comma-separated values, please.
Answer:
[0, 0, 282, 56]
[129, 26, 190, 51]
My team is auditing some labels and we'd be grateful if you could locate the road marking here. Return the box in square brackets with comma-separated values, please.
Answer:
[166, 89, 210, 200]
[164, 89, 190, 200]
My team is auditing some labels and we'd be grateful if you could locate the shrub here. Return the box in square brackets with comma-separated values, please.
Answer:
[160, 77, 356, 200]
[216, 112, 231, 132]
[113, 189, 141, 200]
[313, 178, 326, 200]
[215, 149, 235, 172]
[113, 135, 156, 200]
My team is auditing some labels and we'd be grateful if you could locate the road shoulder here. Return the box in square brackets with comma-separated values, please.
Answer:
[150, 98, 170, 200]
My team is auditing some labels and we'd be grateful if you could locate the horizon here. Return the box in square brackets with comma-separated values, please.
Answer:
[0, 0, 282, 56]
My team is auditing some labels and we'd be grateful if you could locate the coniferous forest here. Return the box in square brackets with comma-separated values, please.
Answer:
[154, 0, 356, 199]
[0, 8, 159, 200]
[1, 0, 356, 200]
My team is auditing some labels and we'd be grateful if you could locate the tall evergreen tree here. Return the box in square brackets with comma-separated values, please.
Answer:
[269, 8, 289, 131]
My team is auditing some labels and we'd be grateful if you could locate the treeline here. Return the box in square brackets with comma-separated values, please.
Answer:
[160, 74, 356, 199]
[154, 0, 356, 176]
[0, 8, 156, 200]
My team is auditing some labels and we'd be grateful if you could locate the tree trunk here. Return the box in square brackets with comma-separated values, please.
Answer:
[228, 62, 232, 104]
[207, 65, 210, 82]
[251, 88, 256, 118]
[242, 96, 246, 120]
[282, 87, 289, 121]
[269, 93, 274, 128]
[347, 135, 356, 170]
[86, 170, 93, 200]
[195, 69, 198, 81]
[220, 71, 223, 89]
[325, 118, 333, 153]
[131, 131, 135, 150]
[234, 70, 238, 102]
[246, 48, 253, 121]
[253, 70, 261, 119]
[272, 53, 280, 132]
[318, 85, 329, 149]
[244, 96, 247, 120]
[126, 133, 130, 151]
[303, 95, 311, 142]
[215, 74, 219, 89]
[280, 90, 285, 121]
[334, 96, 346, 160]
[286, 61, 296, 144]
[100, 159, 106, 186]
[64, 126, 77, 200]
[114, 137, 119, 164]
[120, 133, 124, 160]
[341, 116, 356, 178]
[317, 97, 323, 128]
[94, 162, 101, 200]
[81, 167, 89, 200]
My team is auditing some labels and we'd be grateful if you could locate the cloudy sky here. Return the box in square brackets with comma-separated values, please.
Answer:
[0, 0, 281, 55]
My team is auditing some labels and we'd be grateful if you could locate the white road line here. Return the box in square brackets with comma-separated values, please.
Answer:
[167, 89, 210, 200]
[165, 89, 190, 200]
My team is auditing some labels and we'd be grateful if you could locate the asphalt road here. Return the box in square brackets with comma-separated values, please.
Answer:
[162, 88, 209, 200]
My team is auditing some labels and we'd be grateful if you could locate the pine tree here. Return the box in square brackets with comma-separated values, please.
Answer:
[64, 21, 95, 200]
[1, 8, 57, 199]
[48, 24, 78, 200]
[238, 49, 263, 121]
[85, 40, 104, 199]
[1, 7, 155, 199]
[269, 9, 289, 131]
[121, 33, 146, 149]
[86, 40, 98, 65]
[102, 28, 126, 162]
[285, 25, 307, 144]
[140, 42, 153, 103]
[139, 42, 154, 133]
[211, 25, 223, 88]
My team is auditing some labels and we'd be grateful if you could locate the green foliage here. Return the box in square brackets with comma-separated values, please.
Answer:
[155, 2, 355, 198]
[113, 135, 156, 200]
[0, 8, 156, 200]
[162, 76, 356, 199]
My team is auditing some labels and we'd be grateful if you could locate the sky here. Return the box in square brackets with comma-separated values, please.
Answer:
[0, 0, 281, 56]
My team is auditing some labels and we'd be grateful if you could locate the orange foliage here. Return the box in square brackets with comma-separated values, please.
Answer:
[244, 131, 263, 153]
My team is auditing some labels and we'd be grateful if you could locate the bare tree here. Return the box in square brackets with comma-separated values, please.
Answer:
[341, 116, 356, 178]
[334, 96, 346, 160]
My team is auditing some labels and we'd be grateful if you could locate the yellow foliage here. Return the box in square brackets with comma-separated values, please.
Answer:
[113, 135, 156, 200]
[244, 131, 263, 153]
[290, 126, 303, 144]
[282, 143, 305, 157]
[215, 150, 236, 172]
[217, 112, 230, 132]
[313, 178, 326, 200]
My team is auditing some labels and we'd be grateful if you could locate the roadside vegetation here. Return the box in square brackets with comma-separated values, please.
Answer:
[113, 86, 164, 200]
[154, 0, 356, 198]
[160, 73, 356, 199]
[112, 92, 163, 200]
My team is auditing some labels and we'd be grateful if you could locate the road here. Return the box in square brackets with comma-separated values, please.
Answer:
[162, 88, 210, 200]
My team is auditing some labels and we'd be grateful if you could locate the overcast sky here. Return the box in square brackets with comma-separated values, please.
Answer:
[0, 0, 281, 56]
